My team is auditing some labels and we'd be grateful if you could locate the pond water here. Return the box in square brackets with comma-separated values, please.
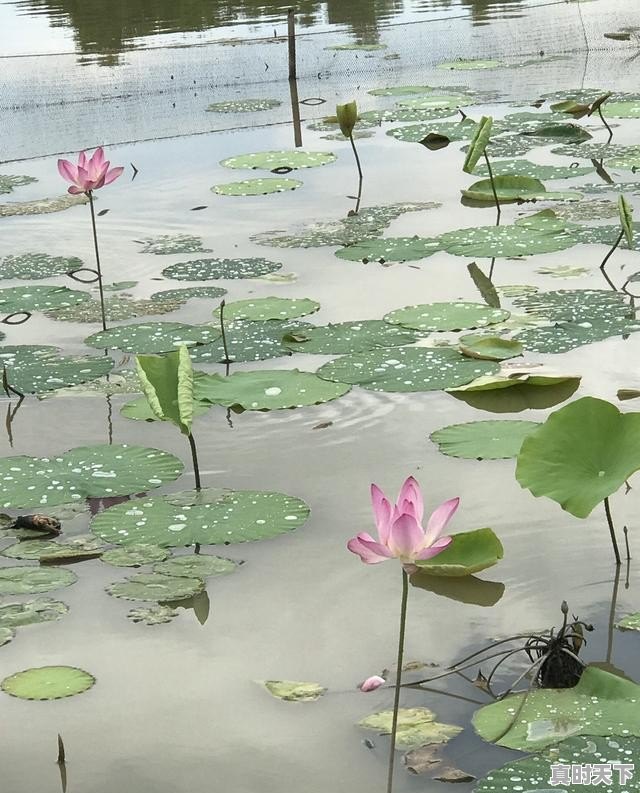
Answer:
[2, 1, 640, 792]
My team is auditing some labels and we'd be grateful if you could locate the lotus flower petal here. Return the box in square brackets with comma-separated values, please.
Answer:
[415, 535, 453, 560]
[388, 512, 425, 559]
[424, 497, 459, 546]
[347, 532, 394, 564]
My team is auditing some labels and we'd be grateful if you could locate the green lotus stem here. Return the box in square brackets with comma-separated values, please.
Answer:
[604, 497, 622, 566]
[606, 565, 621, 662]
[219, 299, 231, 373]
[623, 526, 631, 561]
[349, 133, 363, 215]
[88, 192, 108, 332]
[600, 229, 624, 291]
[482, 151, 501, 222]
[188, 432, 201, 491]
[598, 105, 613, 144]
[387, 569, 409, 793]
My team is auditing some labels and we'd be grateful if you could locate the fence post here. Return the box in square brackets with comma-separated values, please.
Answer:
[287, 8, 297, 81]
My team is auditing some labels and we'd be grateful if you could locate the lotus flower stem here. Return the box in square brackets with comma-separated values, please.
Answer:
[219, 299, 231, 374]
[482, 151, 501, 222]
[598, 106, 614, 144]
[600, 229, 624, 291]
[623, 525, 631, 561]
[188, 432, 201, 491]
[387, 569, 409, 793]
[349, 133, 363, 215]
[606, 565, 621, 662]
[604, 496, 622, 565]
[87, 192, 108, 332]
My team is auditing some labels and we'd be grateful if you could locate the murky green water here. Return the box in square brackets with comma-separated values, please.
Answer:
[1, 1, 640, 792]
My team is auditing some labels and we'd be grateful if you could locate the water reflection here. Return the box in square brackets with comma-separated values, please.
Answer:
[10, 0, 529, 63]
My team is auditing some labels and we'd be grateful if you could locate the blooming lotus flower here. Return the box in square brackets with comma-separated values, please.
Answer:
[57, 147, 123, 195]
[360, 675, 385, 692]
[347, 476, 457, 571]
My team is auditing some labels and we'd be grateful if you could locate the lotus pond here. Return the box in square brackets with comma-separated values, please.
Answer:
[2, 2, 640, 792]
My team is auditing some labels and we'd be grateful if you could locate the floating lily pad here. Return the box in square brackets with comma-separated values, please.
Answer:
[0, 345, 114, 394]
[472, 666, 640, 750]
[335, 236, 441, 263]
[515, 318, 640, 353]
[106, 572, 204, 602]
[91, 488, 310, 547]
[463, 175, 582, 203]
[150, 286, 227, 301]
[1, 665, 95, 700]
[368, 85, 436, 96]
[459, 335, 523, 361]
[39, 370, 141, 400]
[430, 420, 540, 459]
[127, 604, 178, 625]
[512, 289, 631, 323]
[0, 193, 88, 217]
[325, 43, 387, 51]
[387, 118, 477, 143]
[438, 224, 576, 258]
[385, 303, 509, 332]
[220, 150, 336, 170]
[2, 534, 106, 562]
[0, 174, 37, 194]
[213, 297, 320, 322]
[0, 567, 77, 595]
[206, 98, 281, 113]
[552, 143, 640, 161]
[212, 178, 302, 196]
[0, 444, 183, 509]
[317, 347, 498, 392]
[438, 58, 504, 70]
[396, 94, 469, 110]
[46, 296, 183, 323]
[0, 285, 90, 313]
[154, 555, 238, 578]
[84, 322, 218, 354]
[0, 599, 68, 628]
[137, 235, 211, 255]
[521, 123, 592, 142]
[196, 369, 350, 410]
[571, 222, 640, 247]
[416, 528, 504, 576]
[552, 199, 619, 221]
[359, 107, 455, 123]
[262, 680, 326, 701]
[0, 627, 14, 646]
[162, 257, 282, 281]
[358, 707, 462, 749]
[535, 263, 590, 278]
[283, 320, 426, 355]
[190, 320, 310, 363]
[320, 130, 375, 141]
[104, 281, 138, 291]
[617, 612, 640, 631]
[474, 159, 592, 180]
[101, 545, 170, 567]
[0, 253, 83, 281]
[605, 100, 640, 118]
[306, 116, 378, 132]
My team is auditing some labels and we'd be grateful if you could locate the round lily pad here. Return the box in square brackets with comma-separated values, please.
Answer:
[136, 235, 210, 255]
[0, 174, 37, 194]
[0, 567, 77, 595]
[46, 296, 183, 323]
[212, 178, 302, 196]
[282, 320, 426, 355]
[262, 680, 326, 701]
[438, 58, 504, 70]
[459, 334, 523, 361]
[325, 43, 386, 51]
[605, 100, 640, 118]
[552, 142, 640, 161]
[430, 420, 540, 460]
[316, 347, 499, 392]
[206, 98, 281, 112]
[1, 666, 95, 700]
[39, 370, 141, 399]
[84, 322, 219, 354]
[0, 193, 88, 217]
[106, 572, 204, 602]
[396, 94, 468, 110]
[335, 237, 441, 262]
[153, 554, 239, 578]
[617, 612, 640, 631]
[515, 317, 640, 353]
[214, 297, 319, 322]
[474, 159, 592, 180]
[463, 175, 582, 204]
[2, 534, 106, 561]
[127, 604, 178, 624]
[196, 369, 350, 410]
[438, 224, 576, 258]
[220, 150, 336, 170]
[358, 707, 462, 749]
[91, 488, 310, 547]
[0, 253, 83, 281]
[368, 85, 436, 96]
[0, 627, 14, 646]
[161, 257, 282, 281]
[0, 599, 68, 628]
[387, 118, 477, 143]
[359, 107, 455, 123]
[385, 302, 509, 332]
[150, 286, 227, 301]
[512, 289, 631, 322]
[101, 544, 170, 567]
[190, 320, 310, 363]
[0, 345, 114, 394]
[0, 444, 184, 509]
[0, 285, 91, 313]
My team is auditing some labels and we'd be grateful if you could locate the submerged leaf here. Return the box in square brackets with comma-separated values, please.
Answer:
[262, 680, 326, 702]
[358, 707, 462, 749]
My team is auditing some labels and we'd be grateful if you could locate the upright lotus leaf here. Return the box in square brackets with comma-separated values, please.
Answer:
[262, 680, 326, 702]
[431, 420, 540, 460]
[472, 666, 640, 750]
[415, 528, 503, 576]
[619, 195, 634, 248]
[551, 99, 592, 118]
[467, 262, 500, 308]
[136, 346, 193, 436]
[358, 708, 463, 749]
[463, 116, 493, 174]
[516, 397, 640, 518]
[1, 666, 95, 700]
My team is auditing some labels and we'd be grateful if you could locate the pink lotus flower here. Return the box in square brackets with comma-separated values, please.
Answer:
[347, 476, 457, 571]
[360, 675, 385, 692]
[57, 147, 123, 195]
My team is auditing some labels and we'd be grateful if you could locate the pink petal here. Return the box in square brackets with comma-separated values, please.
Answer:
[360, 675, 385, 692]
[424, 497, 459, 546]
[396, 476, 423, 523]
[89, 147, 105, 171]
[102, 166, 124, 186]
[75, 165, 91, 192]
[67, 185, 84, 194]
[388, 513, 425, 559]
[57, 159, 78, 183]
[78, 151, 87, 169]
[347, 533, 393, 564]
[415, 535, 453, 560]
[91, 163, 110, 190]
[370, 483, 392, 544]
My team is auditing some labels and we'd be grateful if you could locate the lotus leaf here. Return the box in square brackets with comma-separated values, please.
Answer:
[262, 680, 326, 701]
[431, 420, 539, 459]
[0, 567, 77, 595]
[85, 322, 219, 354]
[1, 665, 95, 700]
[0, 253, 82, 280]
[212, 178, 302, 196]
[220, 150, 336, 170]
[358, 707, 462, 748]
[385, 302, 509, 332]
[162, 257, 282, 281]
[106, 572, 204, 602]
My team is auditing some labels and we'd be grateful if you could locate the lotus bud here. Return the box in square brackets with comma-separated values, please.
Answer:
[360, 675, 385, 692]
[336, 101, 358, 138]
